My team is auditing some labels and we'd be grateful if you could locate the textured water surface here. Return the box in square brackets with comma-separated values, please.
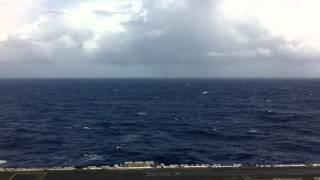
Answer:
[0, 79, 320, 167]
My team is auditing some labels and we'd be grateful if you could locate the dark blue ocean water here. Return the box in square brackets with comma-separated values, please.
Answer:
[1, 79, 320, 167]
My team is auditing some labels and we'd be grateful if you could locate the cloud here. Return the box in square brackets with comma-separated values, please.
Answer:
[0, 0, 320, 77]
[88, 0, 320, 77]
[0, 38, 50, 63]
[93, 10, 121, 17]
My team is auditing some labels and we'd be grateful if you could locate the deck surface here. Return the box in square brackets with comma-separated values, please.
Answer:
[1, 167, 320, 180]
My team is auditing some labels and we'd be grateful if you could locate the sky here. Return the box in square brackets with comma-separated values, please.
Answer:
[1, 0, 320, 78]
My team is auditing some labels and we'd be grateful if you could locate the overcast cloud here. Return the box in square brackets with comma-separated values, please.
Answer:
[0, 0, 320, 77]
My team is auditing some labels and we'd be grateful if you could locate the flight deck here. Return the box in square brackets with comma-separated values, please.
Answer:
[1, 163, 320, 180]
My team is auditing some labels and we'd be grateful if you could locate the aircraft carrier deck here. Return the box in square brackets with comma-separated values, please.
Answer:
[1, 162, 320, 180]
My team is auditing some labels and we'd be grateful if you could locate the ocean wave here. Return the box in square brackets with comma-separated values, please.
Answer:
[137, 112, 147, 116]
[82, 154, 103, 161]
[1, 79, 320, 167]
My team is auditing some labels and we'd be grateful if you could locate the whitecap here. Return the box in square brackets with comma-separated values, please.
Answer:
[83, 154, 102, 161]
[0, 160, 7, 164]
[201, 91, 208, 94]
[53, 156, 65, 160]
[120, 134, 139, 143]
[137, 112, 147, 116]
[83, 126, 91, 130]
[249, 129, 258, 133]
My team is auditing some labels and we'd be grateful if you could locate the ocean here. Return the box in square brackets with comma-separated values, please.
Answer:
[0, 78, 320, 167]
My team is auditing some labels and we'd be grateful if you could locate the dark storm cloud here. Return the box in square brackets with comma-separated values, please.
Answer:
[93, 0, 223, 65]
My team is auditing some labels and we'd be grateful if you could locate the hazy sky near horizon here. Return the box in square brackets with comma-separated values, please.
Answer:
[1, 0, 320, 77]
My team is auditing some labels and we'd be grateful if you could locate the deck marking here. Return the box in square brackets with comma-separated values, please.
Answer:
[8, 172, 47, 180]
[7, 173, 17, 180]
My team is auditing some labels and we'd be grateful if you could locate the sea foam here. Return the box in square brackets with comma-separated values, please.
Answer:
[0, 160, 7, 164]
